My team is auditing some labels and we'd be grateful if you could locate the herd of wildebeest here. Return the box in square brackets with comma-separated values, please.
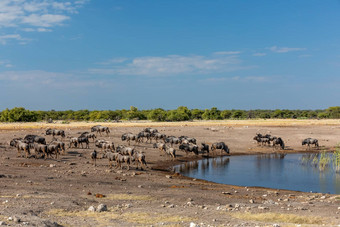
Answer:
[8, 125, 320, 171]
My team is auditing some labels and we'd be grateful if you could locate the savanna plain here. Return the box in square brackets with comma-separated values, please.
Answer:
[0, 119, 340, 226]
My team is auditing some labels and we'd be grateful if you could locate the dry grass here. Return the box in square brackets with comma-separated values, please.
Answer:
[47, 208, 194, 226]
[230, 212, 324, 225]
[1, 119, 340, 130]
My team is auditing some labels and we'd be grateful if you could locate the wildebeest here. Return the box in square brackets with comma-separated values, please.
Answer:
[80, 132, 97, 142]
[50, 139, 66, 155]
[144, 128, 158, 134]
[69, 137, 79, 148]
[33, 143, 48, 159]
[164, 146, 176, 160]
[179, 136, 196, 144]
[116, 154, 131, 170]
[10, 138, 30, 158]
[46, 143, 61, 159]
[121, 133, 137, 145]
[211, 142, 229, 154]
[104, 151, 119, 168]
[200, 143, 209, 154]
[253, 134, 271, 146]
[24, 135, 46, 144]
[77, 136, 90, 149]
[302, 138, 319, 149]
[116, 145, 135, 157]
[153, 143, 166, 152]
[91, 150, 97, 166]
[152, 132, 167, 143]
[91, 125, 110, 135]
[179, 143, 199, 155]
[46, 128, 65, 138]
[165, 136, 181, 147]
[136, 131, 152, 143]
[134, 151, 147, 170]
[272, 137, 285, 150]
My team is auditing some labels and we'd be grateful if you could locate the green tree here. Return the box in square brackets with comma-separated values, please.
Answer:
[231, 110, 246, 119]
[220, 110, 232, 119]
[148, 108, 167, 121]
[191, 109, 204, 120]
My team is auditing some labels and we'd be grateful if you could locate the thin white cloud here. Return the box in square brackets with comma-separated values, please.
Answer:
[268, 46, 306, 53]
[253, 53, 267, 57]
[0, 60, 13, 68]
[0, 34, 31, 45]
[213, 51, 241, 55]
[201, 76, 270, 83]
[0, 0, 87, 42]
[22, 13, 70, 27]
[0, 70, 108, 88]
[90, 53, 247, 76]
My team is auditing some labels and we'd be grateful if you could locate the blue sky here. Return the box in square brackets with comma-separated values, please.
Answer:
[0, 0, 340, 110]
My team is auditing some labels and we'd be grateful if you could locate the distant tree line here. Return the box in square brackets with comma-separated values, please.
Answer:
[1, 106, 340, 122]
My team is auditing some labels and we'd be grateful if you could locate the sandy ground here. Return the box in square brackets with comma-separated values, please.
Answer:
[0, 120, 340, 227]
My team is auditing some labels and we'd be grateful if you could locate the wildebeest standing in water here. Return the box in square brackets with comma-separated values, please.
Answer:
[211, 142, 229, 155]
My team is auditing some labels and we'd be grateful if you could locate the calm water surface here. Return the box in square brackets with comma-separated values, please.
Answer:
[174, 153, 340, 194]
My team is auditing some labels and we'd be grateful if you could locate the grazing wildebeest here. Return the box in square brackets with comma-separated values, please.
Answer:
[46, 128, 65, 138]
[91, 125, 110, 136]
[153, 143, 166, 152]
[200, 143, 209, 154]
[77, 136, 90, 149]
[121, 133, 137, 145]
[211, 142, 229, 154]
[134, 151, 147, 170]
[10, 139, 30, 158]
[179, 143, 199, 155]
[137, 131, 152, 143]
[24, 135, 46, 144]
[273, 137, 285, 150]
[91, 150, 97, 166]
[164, 146, 176, 160]
[302, 138, 319, 149]
[80, 132, 97, 142]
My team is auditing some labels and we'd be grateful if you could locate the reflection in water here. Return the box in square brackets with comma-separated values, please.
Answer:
[174, 153, 340, 194]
